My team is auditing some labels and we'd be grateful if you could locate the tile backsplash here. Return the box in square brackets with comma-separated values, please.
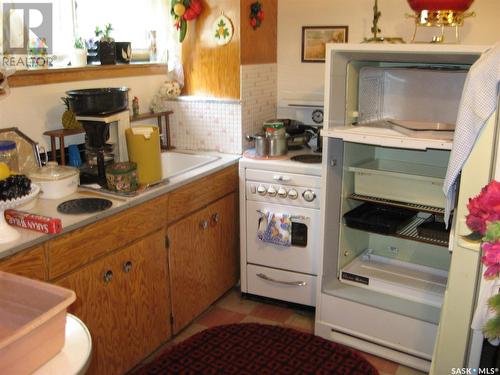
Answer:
[241, 64, 277, 152]
[167, 63, 277, 154]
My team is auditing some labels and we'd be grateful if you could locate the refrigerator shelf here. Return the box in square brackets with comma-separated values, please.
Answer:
[340, 250, 448, 308]
[344, 215, 449, 247]
[348, 194, 444, 215]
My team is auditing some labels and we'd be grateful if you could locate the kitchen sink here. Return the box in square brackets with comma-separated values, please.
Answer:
[161, 151, 220, 179]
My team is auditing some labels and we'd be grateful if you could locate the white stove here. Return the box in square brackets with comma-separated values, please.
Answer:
[239, 146, 322, 307]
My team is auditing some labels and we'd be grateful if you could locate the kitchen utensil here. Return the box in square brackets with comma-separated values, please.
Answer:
[28, 162, 79, 199]
[105, 161, 138, 192]
[268, 133, 288, 157]
[57, 198, 112, 215]
[287, 132, 311, 148]
[65, 88, 129, 115]
[125, 126, 162, 185]
[0, 184, 40, 243]
[0, 128, 44, 174]
[246, 134, 268, 157]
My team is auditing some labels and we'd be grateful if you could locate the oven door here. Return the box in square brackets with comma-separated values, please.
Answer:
[246, 201, 320, 275]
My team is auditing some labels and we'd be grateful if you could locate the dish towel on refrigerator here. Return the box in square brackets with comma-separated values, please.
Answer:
[443, 43, 500, 226]
[257, 211, 292, 247]
[471, 277, 500, 345]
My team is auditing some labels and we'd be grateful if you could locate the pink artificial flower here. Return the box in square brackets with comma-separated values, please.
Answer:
[482, 241, 500, 265]
[467, 180, 500, 235]
[483, 263, 500, 279]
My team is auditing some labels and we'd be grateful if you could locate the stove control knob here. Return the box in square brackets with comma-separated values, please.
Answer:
[257, 185, 267, 196]
[288, 189, 298, 200]
[267, 186, 277, 197]
[302, 189, 316, 202]
[277, 187, 288, 198]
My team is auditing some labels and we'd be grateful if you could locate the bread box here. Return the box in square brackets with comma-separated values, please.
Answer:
[0, 271, 76, 374]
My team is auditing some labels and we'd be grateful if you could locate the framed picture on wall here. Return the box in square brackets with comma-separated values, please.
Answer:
[301, 26, 348, 63]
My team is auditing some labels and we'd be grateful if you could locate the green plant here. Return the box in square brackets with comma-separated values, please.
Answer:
[94, 23, 114, 42]
[74, 37, 85, 49]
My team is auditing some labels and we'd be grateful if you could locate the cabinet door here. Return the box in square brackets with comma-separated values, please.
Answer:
[168, 193, 238, 334]
[168, 203, 217, 333]
[207, 192, 238, 300]
[0, 245, 47, 281]
[56, 230, 170, 375]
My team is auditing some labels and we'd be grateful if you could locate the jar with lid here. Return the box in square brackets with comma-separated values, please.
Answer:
[0, 140, 19, 172]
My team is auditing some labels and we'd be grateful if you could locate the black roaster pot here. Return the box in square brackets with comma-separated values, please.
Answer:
[65, 87, 129, 115]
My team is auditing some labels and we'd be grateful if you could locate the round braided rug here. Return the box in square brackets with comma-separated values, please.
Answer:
[134, 323, 379, 375]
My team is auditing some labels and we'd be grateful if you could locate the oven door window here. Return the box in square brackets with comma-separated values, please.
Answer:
[291, 221, 308, 247]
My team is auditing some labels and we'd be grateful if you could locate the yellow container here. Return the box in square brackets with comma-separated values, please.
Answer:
[125, 126, 162, 185]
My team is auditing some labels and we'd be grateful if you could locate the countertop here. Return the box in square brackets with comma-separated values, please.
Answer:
[0, 151, 240, 260]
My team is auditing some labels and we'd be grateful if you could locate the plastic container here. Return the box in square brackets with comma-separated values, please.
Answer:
[125, 126, 162, 185]
[343, 203, 416, 234]
[0, 271, 76, 374]
[0, 140, 19, 173]
[105, 161, 138, 192]
[28, 162, 80, 199]
[348, 159, 447, 208]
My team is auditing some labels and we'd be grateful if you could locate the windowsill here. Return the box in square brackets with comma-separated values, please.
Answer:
[8, 62, 167, 88]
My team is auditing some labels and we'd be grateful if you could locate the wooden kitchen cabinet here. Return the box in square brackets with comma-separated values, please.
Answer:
[55, 229, 171, 375]
[0, 245, 47, 281]
[168, 193, 238, 333]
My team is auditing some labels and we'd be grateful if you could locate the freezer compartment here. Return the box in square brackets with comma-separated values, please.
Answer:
[339, 249, 447, 308]
[348, 159, 446, 208]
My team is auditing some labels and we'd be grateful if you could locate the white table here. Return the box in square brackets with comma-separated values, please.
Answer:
[33, 314, 92, 375]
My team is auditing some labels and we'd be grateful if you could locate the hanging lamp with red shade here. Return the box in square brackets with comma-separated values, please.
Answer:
[406, 0, 475, 43]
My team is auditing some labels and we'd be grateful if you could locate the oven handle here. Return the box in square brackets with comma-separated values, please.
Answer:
[256, 273, 307, 287]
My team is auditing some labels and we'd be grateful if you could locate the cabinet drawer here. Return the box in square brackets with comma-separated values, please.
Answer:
[167, 165, 237, 224]
[0, 245, 47, 281]
[48, 196, 167, 279]
[246, 264, 316, 306]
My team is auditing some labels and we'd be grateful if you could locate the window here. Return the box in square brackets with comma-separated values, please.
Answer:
[1, 0, 174, 70]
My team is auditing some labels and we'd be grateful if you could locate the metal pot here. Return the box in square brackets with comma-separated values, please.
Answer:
[268, 133, 288, 156]
[246, 134, 268, 156]
[65, 87, 129, 115]
[287, 132, 311, 148]
[246, 133, 288, 157]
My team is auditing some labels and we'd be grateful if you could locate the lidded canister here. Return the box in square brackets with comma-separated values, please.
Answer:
[0, 140, 19, 172]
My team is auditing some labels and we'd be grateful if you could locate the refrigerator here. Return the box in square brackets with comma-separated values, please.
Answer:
[315, 43, 499, 373]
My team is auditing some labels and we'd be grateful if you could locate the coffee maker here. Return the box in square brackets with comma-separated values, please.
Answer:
[76, 110, 130, 186]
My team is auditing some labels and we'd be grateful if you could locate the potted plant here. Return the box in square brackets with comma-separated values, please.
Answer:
[95, 23, 116, 65]
[70, 37, 87, 67]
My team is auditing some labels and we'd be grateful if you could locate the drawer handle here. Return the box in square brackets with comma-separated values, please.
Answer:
[103, 270, 113, 283]
[256, 273, 307, 287]
[123, 261, 132, 273]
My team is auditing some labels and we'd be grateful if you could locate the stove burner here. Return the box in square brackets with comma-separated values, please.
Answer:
[290, 154, 322, 164]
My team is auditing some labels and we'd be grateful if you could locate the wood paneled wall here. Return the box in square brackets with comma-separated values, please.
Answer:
[181, 0, 241, 99]
[240, 0, 277, 65]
